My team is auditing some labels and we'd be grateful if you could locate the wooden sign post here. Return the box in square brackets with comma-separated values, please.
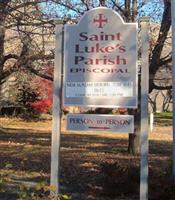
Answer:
[50, 21, 63, 195]
[140, 17, 149, 200]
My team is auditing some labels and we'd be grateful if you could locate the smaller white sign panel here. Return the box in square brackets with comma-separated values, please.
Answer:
[66, 82, 133, 98]
[67, 114, 134, 133]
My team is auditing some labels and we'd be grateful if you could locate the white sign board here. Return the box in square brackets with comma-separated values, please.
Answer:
[67, 114, 134, 133]
[64, 7, 137, 108]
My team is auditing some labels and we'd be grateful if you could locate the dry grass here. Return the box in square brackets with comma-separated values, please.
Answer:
[0, 117, 174, 200]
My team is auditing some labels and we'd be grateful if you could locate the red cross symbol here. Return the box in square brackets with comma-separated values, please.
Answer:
[93, 14, 108, 28]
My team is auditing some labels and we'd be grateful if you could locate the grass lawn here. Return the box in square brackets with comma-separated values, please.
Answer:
[0, 116, 174, 200]
[154, 112, 172, 126]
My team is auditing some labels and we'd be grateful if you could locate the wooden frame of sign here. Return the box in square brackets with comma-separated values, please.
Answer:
[51, 7, 149, 200]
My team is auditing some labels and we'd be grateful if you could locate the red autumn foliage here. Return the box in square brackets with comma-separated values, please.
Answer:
[31, 78, 53, 113]
[117, 108, 127, 114]
[31, 65, 53, 113]
[31, 98, 52, 113]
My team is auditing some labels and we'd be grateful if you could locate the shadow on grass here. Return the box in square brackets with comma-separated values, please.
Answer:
[0, 128, 51, 146]
[0, 127, 174, 200]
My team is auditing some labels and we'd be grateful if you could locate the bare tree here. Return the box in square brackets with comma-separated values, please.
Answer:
[0, 0, 54, 86]
[149, 0, 172, 92]
[0, 0, 172, 88]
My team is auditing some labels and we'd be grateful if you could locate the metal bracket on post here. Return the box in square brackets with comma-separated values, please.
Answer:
[139, 16, 149, 200]
[50, 19, 64, 197]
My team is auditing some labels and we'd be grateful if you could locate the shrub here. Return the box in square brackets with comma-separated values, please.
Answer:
[31, 78, 53, 114]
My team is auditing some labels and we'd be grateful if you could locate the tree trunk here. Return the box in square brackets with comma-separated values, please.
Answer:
[127, 68, 141, 155]
[126, 0, 140, 155]
[132, 0, 137, 22]
[100, 0, 106, 7]
[0, 8, 5, 106]
[0, 1, 10, 84]
[0, 15, 5, 76]
[149, 0, 171, 92]
[125, 0, 131, 22]
[128, 107, 140, 155]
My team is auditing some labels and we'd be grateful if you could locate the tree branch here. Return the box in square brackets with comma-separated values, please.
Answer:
[7, 0, 47, 12]
[159, 57, 172, 67]
[111, 0, 125, 16]
[28, 53, 54, 61]
[26, 65, 53, 81]
[3, 54, 19, 64]
[149, 0, 171, 92]
[153, 83, 172, 90]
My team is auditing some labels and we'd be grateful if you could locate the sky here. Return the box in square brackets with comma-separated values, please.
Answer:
[41, 0, 164, 22]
